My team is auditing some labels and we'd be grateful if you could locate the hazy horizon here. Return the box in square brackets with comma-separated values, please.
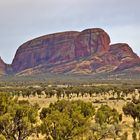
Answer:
[0, 0, 140, 64]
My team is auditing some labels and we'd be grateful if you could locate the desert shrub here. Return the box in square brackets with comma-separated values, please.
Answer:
[40, 100, 95, 140]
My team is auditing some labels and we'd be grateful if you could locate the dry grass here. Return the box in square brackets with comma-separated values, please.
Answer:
[18, 91, 138, 140]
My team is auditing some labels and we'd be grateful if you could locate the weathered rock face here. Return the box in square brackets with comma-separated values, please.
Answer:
[12, 31, 79, 72]
[75, 28, 110, 58]
[10, 28, 140, 75]
[77, 43, 140, 74]
[0, 57, 6, 75]
[109, 43, 140, 71]
[12, 28, 110, 73]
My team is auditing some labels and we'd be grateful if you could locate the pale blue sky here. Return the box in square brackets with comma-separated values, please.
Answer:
[0, 0, 140, 64]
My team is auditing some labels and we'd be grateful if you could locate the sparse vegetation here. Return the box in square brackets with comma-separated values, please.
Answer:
[0, 80, 140, 139]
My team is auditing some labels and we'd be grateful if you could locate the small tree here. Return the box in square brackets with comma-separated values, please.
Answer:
[123, 102, 137, 124]
[0, 93, 39, 140]
[95, 105, 120, 126]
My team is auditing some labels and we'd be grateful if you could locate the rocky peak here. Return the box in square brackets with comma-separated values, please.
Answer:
[109, 43, 140, 71]
[109, 43, 138, 58]
[75, 28, 110, 58]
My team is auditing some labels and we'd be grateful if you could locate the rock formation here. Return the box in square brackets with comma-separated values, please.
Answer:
[0, 57, 6, 75]
[1, 28, 140, 76]
[12, 28, 111, 73]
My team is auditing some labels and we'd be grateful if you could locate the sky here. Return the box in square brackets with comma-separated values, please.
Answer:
[0, 0, 140, 64]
